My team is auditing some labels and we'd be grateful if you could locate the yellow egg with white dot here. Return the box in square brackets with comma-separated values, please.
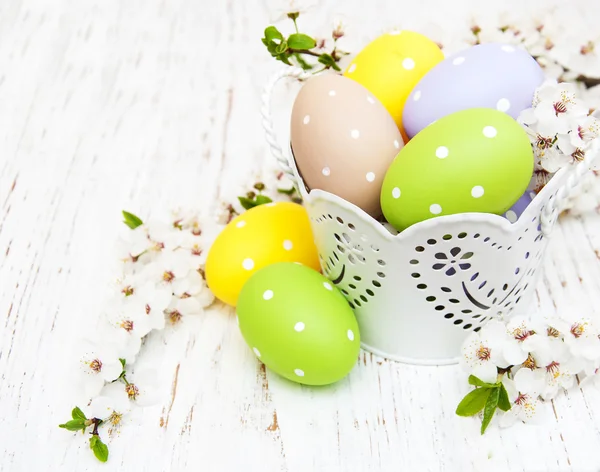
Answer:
[205, 202, 321, 306]
[344, 30, 444, 141]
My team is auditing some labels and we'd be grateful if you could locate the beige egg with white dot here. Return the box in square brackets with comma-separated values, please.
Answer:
[291, 73, 403, 218]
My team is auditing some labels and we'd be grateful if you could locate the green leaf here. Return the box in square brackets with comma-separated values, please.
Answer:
[122, 211, 143, 229]
[288, 33, 316, 50]
[481, 387, 501, 434]
[90, 436, 109, 463]
[498, 384, 512, 412]
[71, 407, 87, 421]
[119, 358, 126, 368]
[293, 53, 313, 70]
[275, 53, 293, 66]
[238, 197, 257, 210]
[277, 187, 296, 195]
[317, 53, 341, 71]
[274, 40, 288, 55]
[455, 387, 492, 417]
[264, 26, 283, 43]
[59, 419, 86, 432]
[468, 375, 497, 388]
[254, 195, 273, 206]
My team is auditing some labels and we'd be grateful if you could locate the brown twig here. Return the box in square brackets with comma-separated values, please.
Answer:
[288, 48, 321, 57]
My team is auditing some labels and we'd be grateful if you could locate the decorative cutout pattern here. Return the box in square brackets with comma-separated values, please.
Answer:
[311, 209, 546, 334]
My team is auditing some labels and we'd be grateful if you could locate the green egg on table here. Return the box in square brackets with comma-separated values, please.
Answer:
[236, 262, 360, 386]
[381, 108, 534, 231]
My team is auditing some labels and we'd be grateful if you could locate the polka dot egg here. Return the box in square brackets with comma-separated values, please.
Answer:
[403, 43, 544, 139]
[381, 108, 534, 231]
[343, 30, 444, 141]
[237, 262, 360, 386]
[290, 73, 403, 219]
[205, 202, 320, 306]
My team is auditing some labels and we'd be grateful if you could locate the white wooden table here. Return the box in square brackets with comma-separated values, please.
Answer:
[2, 1, 600, 470]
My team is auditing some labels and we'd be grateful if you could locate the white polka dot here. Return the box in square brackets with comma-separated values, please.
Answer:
[294, 322, 305, 332]
[392, 187, 401, 199]
[366, 172, 375, 182]
[322, 167, 331, 176]
[348, 63, 356, 73]
[329, 90, 336, 97]
[505, 210, 518, 223]
[483, 126, 497, 138]
[435, 146, 449, 159]
[294, 369, 305, 377]
[263, 290, 273, 300]
[394, 139, 400, 149]
[253, 347, 261, 357]
[283, 240, 293, 251]
[452, 56, 466, 65]
[496, 98, 511, 112]
[388, 30, 402, 36]
[502, 45, 515, 52]
[242, 258, 254, 270]
[413, 90, 421, 101]
[303, 115, 310, 125]
[236, 220, 246, 228]
[367, 96, 375, 104]
[529, 192, 536, 200]
[347, 329, 355, 341]
[430, 204, 442, 215]
[323, 282, 333, 291]
[402, 58, 415, 70]
[351, 129, 360, 139]
[471, 185, 485, 198]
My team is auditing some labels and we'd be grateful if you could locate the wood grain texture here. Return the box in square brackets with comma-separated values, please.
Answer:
[1, 0, 600, 470]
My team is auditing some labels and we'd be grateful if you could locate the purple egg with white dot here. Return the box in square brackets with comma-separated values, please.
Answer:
[503, 190, 536, 223]
[403, 43, 545, 139]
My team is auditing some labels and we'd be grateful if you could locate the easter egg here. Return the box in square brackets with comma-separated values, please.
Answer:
[403, 43, 544, 138]
[291, 73, 403, 218]
[343, 30, 444, 140]
[504, 190, 536, 223]
[205, 202, 320, 306]
[237, 262, 360, 386]
[381, 108, 534, 230]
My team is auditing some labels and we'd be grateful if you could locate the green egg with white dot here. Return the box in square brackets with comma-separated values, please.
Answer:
[380, 108, 534, 231]
[236, 262, 360, 386]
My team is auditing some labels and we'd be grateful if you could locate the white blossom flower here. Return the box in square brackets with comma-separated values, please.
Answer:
[569, 115, 600, 150]
[123, 281, 172, 332]
[526, 82, 588, 136]
[194, 283, 215, 308]
[79, 341, 124, 398]
[562, 319, 600, 361]
[539, 359, 578, 400]
[117, 368, 162, 407]
[165, 294, 207, 325]
[551, 39, 600, 78]
[499, 369, 545, 427]
[503, 316, 538, 365]
[88, 382, 132, 436]
[461, 320, 510, 383]
[104, 305, 155, 362]
[267, 0, 319, 22]
[141, 250, 196, 295]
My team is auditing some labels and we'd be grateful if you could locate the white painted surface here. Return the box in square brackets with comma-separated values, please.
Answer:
[1, 0, 600, 471]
